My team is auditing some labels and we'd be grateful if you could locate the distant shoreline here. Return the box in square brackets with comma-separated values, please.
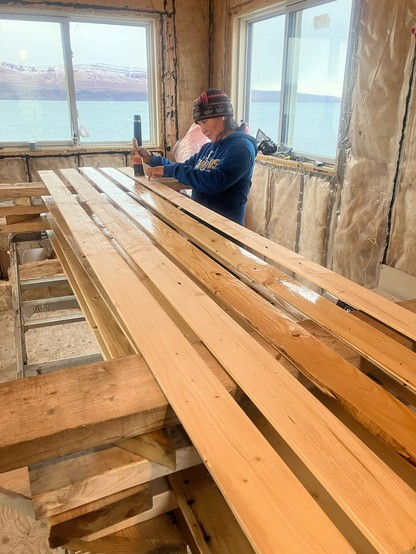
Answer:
[0, 61, 340, 103]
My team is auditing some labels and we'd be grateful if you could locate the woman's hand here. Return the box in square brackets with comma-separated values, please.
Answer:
[146, 166, 164, 179]
[131, 138, 152, 163]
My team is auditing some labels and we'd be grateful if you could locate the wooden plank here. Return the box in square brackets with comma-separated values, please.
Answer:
[0, 183, 48, 200]
[82, 478, 178, 541]
[46, 205, 237, 389]
[119, 167, 416, 342]
[39, 170, 353, 553]
[47, 225, 135, 360]
[0, 355, 179, 473]
[57, 169, 416, 552]
[48, 483, 152, 548]
[0, 204, 46, 216]
[0, 215, 50, 233]
[0, 468, 31, 498]
[66, 514, 187, 554]
[80, 167, 416, 463]
[117, 430, 176, 471]
[169, 466, 254, 553]
[47, 484, 149, 527]
[30, 444, 201, 518]
[107, 168, 416, 393]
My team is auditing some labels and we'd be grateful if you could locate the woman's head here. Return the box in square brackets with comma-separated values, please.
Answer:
[193, 89, 234, 123]
[193, 89, 245, 141]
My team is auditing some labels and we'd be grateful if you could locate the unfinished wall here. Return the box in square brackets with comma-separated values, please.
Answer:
[384, 50, 416, 275]
[213, 0, 416, 289]
[246, 159, 336, 266]
[331, 0, 416, 288]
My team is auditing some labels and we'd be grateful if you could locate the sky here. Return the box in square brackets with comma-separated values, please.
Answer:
[249, 0, 352, 96]
[0, 18, 148, 70]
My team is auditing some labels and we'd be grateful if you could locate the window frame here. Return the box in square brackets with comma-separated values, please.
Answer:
[0, 8, 159, 149]
[233, 0, 354, 164]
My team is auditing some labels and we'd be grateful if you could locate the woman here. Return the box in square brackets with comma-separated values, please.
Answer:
[133, 89, 258, 225]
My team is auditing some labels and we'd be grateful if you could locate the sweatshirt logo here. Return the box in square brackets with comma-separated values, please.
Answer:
[195, 157, 220, 170]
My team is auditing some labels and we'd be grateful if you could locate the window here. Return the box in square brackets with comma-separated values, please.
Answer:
[0, 11, 158, 147]
[236, 0, 353, 161]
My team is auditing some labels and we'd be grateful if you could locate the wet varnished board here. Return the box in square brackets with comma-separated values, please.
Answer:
[118, 167, 416, 342]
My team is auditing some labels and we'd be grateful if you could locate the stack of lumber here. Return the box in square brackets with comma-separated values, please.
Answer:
[0, 167, 416, 553]
[0, 182, 50, 234]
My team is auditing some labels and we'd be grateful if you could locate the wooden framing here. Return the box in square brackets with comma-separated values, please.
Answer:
[1, 168, 416, 553]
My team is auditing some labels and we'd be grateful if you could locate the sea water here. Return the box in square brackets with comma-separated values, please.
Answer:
[0, 99, 341, 158]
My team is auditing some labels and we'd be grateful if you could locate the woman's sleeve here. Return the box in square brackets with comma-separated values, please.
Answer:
[148, 152, 201, 168]
[162, 142, 255, 194]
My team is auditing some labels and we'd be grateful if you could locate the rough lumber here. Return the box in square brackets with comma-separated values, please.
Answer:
[66, 514, 187, 554]
[0, 204, 46, 216]
[0, 183, 48, 201]
[120, 167, 416, 342]
[30, 443, 200, 519]
[39, 170, 353, 553]
[117, 430, 176, 471]
[0, 215, 50, 233]
[83, 477, 178, 541]
[48, 483, 152, 548]
[109, 169, 416, 394]
[0, 467, 31, 496]
[169, 466, 254, 553]
[47, 225, 135, 359]
[56, 169, 416, 552]
[80, 167, 416, 463]
[0, 355, 177, 472]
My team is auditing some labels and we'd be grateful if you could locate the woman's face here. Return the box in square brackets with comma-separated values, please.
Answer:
[197, 117, 226, 142]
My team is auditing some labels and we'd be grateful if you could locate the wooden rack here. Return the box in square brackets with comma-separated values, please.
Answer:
[0, 169, 416, 553]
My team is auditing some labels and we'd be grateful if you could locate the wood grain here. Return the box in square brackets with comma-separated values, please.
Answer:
[107, 168, 416, 393]
[54, 168, 416, 552]
[79, 166, 416, 463]
[119, 167, 416, 342]
[39, 169, 353, 554]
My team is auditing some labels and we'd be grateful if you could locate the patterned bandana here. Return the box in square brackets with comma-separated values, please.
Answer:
[193, 89, 234, 122]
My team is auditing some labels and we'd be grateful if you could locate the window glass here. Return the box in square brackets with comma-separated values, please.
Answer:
[0, 14, 155, 146]
[0, 19, 71, 142]
[247, 15, 285, 141]
[285, 1, 352, 157]
[242, 0, 352, 161]
[70, 21, 150, 142]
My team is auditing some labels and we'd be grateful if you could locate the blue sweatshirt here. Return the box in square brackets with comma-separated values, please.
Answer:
[148, 131, 258, 225]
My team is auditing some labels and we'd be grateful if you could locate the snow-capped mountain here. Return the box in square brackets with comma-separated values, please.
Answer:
[0, 62, 148, 100]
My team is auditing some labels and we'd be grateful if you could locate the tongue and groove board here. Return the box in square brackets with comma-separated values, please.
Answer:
[107, 167, 416, 394]
[118, 166, 416, 342]
[39, 169, 416, 554]
[38, 170, 353, 553]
